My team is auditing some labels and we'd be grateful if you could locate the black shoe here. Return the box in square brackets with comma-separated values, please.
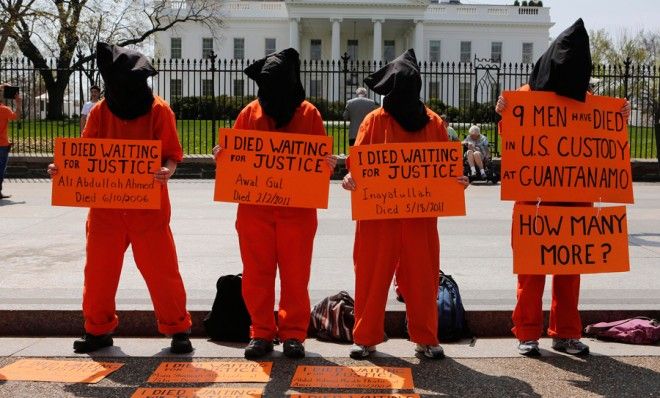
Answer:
[244, 338, 274, 359]
[283, 339, 305, 359]
[73, 333, 113, 353]
[170, 333, 193, 354]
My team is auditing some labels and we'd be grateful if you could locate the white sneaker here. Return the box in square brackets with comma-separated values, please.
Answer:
[415, 344, 445, 359]
[517, 340, 540, 356]
[480, 170, 487, 178]
[349, 344, 376, 359]
[552, 338, 590, 355]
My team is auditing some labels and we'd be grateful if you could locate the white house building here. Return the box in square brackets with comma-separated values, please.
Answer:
[153, 0, 552, 105]
[155, 0, 551, 63]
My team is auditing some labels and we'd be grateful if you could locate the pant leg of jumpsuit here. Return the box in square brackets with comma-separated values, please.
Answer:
[83, 206, 192, 335]
[511, 202, 583, 341]
[353, 218, 439, 346]
[237, 204, 316, 342]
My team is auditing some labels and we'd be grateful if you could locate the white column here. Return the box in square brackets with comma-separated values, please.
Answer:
[414, 19, 424, 61]
[331, 18, 342, 60]
[372, 19, 383, 63]
[289, 18, 300, 51]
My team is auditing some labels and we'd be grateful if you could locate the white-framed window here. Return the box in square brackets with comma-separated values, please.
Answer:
[202, 38, 214, 58]
[383, 40, 395, 62]
[233, 79, 244, 96]
[171, 37, 182, 59]
[522, 42, 534, 63]
[309, 79, 322, 97]
[234, 38, 245, 59]
[347, 39, 358, 61]
[459, 80, 472, 108]
[460, 41, 471, 63]
[429, 40, 441, 63]
[202, 79, 213, 97]
[310, 39, 322, 60]
[491, 41, 502, 63]
[170, 79, 183, 97]
[265, 38, 276, 56]
[429, 81, 441, 99]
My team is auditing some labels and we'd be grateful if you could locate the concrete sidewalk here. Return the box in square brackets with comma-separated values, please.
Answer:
[0, 180, 659, 336]
[0, 338, 658, 398]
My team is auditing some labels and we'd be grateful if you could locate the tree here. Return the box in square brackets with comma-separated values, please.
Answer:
[1, 0, 223, 119]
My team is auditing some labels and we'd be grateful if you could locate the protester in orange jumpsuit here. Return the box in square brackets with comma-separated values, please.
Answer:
[48, 43, 193, 354]
[342, 49, 469, 359]
[213, 48, 336, 359]
[495, 19, 630, 356]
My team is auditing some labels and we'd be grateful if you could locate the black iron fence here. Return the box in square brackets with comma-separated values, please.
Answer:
[1, 56, 658, 159]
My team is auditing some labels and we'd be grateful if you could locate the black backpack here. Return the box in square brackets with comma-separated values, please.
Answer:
[403, 271, 469, 342]
[310, 291, 355, 342]
[203, 274, 251, 342]
[437, 271, 469, 342]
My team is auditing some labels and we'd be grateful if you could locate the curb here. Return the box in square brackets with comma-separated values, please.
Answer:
[6, 156, 660, 181]
[3, 309, 658, 338]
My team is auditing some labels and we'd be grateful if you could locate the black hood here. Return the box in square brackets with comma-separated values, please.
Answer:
[529, 19, 592, 102]
[96, 42, 157, 120]
[244, 48, 305, 128]
[364, 49, 429, 132]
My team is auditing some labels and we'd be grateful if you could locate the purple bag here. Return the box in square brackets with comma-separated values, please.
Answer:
[584, 317, 660, 345]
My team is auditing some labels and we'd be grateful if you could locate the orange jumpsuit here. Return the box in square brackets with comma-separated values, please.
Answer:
[233, 99, 326, 342]
[81, 96, 192, 336]
[510, 85, 582, 341]
[351, 108, 448, 347]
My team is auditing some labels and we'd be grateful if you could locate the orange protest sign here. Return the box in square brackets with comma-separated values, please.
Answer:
[512, 204, 629, 274]
[131, 387, 263, 398]
[52, 138, 162, 209]
[290, 366, 414, 390]
[500, 91, 633, 204]
[350, 142, 465, 220]
[0, 359, 123, 383]
[289, 395, 419, 398]
[214, 128, 332, 209]
[147, 362, 272, 383]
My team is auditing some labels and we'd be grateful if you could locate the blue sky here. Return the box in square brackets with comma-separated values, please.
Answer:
[463, 0, 659, 38]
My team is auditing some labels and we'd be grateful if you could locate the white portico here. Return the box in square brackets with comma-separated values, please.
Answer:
[155, 0, 553, 64]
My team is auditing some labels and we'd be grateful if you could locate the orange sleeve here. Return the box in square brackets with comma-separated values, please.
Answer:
[82, 105, 100, 138]
[0, 105, 17, 120]
[307, 103, 326, 136]
[233, 106, 252, 130]
[155, 103, 183, 163]
[353, 113, 373, 147]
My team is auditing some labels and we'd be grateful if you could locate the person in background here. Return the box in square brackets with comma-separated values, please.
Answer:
[343, 87, 377, 147]
[462, 125, 490, 178]
[0, 83, 22, 199]
[80, 85, 102, 131]
[440, 114, 459, 141]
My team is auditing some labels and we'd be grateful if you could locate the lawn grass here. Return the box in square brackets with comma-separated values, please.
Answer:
[7, 119, 658, 159]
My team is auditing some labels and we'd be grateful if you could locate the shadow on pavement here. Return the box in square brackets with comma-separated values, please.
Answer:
[541, 354, 660, 397]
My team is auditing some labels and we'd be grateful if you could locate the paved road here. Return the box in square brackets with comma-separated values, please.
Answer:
[1, 180, 659, 312]
[0, 338, 658, 398]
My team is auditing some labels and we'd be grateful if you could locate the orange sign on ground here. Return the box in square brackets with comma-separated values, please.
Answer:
[290, 395, 419, 398]
[290, 366, 414, 390]
[147, 362, 272, 383]
[52, 138, 162, 209]
[500, 91, 633, 204]
[131, 387, 263, 398]
[512, 204, 630, 274]
[214, 128, 333, 209]
[350, 142, 465, 220]
[0, 359, 123, 383]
